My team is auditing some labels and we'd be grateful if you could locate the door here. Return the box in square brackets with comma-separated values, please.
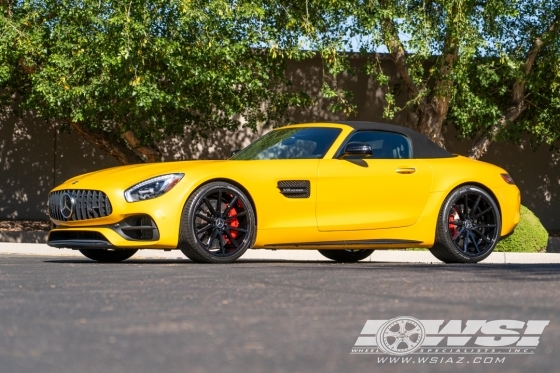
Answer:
[316, 130, 433, 231]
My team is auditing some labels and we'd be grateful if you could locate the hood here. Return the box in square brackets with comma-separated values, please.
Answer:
[60, 160, 226, 187]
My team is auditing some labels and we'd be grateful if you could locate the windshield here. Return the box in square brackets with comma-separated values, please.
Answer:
[230, 127, 341, 160]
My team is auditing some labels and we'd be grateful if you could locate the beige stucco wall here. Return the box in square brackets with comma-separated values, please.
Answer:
[1, 56, 559, 228]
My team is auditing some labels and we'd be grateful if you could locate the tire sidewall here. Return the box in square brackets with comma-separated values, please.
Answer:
[437, 185, 501, 263]
[180, 182, 256, 263]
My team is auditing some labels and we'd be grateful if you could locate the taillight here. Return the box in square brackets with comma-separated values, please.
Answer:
[501, 173, 515, 185]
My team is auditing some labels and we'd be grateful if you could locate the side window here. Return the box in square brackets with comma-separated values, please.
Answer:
[345, 131, 411, 159]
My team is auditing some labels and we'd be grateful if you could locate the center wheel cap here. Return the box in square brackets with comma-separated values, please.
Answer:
[215, 218, 225, 229]
[464, 220, 473, 230]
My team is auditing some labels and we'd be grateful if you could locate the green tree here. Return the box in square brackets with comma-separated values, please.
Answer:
[457, 1, 560, 158]
[298, 0, 560, 158]
[0, 0, 308, 164]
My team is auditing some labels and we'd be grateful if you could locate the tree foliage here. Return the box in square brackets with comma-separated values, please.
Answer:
[0, 0, 309, 163]
[3, 0, 560, 162]
[292, 0, 560, 157]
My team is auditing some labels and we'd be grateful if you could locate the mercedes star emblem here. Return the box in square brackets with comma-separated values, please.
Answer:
[59, 192, 75, 219]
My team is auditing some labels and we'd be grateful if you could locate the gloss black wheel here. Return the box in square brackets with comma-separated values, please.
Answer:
[79, 249, 138, 262]
[430, 185, 501, 263]
[179, 182, 256, 263]
[318, 249, 374, 262]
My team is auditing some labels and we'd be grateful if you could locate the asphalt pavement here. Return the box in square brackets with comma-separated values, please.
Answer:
[1, 254, 559, 373]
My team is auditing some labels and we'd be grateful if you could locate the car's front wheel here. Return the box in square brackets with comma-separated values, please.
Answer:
[318, 249, 374, 262]
[178, 181, 256, 263]
[79, 249, 138, 262]
[430, 185, 501, 263]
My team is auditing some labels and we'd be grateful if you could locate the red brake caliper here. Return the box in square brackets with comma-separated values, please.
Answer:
[448, 207, 460, 239]
[224, 205, 239, 245]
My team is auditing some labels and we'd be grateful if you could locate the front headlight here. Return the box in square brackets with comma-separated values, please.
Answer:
[124, 173, 184, 202]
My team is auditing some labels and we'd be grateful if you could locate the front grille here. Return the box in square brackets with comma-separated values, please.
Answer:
[49, 190, 113, 221]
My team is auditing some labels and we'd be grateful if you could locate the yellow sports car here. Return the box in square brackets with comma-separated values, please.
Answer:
[47, 122, 520, 264]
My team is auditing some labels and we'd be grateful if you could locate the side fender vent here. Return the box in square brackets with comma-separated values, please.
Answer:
[277, 180, 310, 199]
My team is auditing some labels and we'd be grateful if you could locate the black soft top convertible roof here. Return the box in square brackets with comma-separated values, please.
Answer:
[332, 121, 454, 159]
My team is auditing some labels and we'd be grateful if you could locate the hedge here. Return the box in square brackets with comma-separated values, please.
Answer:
[495, 205, 548, 253]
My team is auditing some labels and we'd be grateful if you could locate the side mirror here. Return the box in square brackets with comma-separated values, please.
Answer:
[340, 142, 372, 159]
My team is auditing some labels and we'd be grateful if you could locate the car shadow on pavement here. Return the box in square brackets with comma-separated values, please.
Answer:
[42, 257, 560, 270]
[42, 258, 346, 265]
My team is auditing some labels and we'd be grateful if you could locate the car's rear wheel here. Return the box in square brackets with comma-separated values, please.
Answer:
[318, 249, 374, 262]
[79, 249, 138, 262]
[430, 185, 501, 263]
[179, 181, 256, 263]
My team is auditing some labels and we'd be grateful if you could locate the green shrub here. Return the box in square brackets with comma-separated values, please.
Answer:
[495, 205, 548, 253]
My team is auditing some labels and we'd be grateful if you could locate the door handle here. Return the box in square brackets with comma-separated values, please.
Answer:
[396, 168, 416, 174]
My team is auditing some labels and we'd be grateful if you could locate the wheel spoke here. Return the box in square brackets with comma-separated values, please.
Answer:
[231, 227, 248, 233]
[469, 231, 480, 253]
[452, 227, 465, 242]
[389, 337, 402, 349]
[206, 228, 218, 249]
[219, 233, 226, 254]
[401, 337, 414, 349]
[470, 195, 482, 218]
[223, 196, 238, 216]
[474, 206, 492, 219]
[204, 197, 218, 217]
[463, 231, 469, 252]
[195, 213, 213, 223]
[476, 224, 496, 228]
[449, 220, 463, 226]
[217, 189, 223, 217]
[398, 320, 407, 333]
[385, 331, 401, 338]
[452, 204, 463, 220]
[405, 327, 421, 336]
[464, 193, 469, 218]
[196, 224, 214, 234]
[472, 228, 492, 244]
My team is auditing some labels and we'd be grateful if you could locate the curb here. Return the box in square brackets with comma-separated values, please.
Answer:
[1, 242, 559, 264]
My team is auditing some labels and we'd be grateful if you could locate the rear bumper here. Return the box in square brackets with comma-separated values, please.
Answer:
[493, 184, 521, 236]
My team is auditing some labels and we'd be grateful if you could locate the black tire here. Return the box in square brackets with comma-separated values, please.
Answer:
[178, 181, 256, 263]
[79, 249, 138, 262]
[430, 185, 501, 263]
[318, 249, 374, 262]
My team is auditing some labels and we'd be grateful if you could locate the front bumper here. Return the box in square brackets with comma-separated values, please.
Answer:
[47, 185, 187, 250]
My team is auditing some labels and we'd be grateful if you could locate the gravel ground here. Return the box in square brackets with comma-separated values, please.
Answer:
[0, 220, 51, 232]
